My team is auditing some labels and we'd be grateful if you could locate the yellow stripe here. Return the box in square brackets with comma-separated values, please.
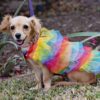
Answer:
[80, 53, 93, 70]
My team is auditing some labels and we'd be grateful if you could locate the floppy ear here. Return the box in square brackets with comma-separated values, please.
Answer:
[0, 15, 12, 33]
[29, 16, 41, 34]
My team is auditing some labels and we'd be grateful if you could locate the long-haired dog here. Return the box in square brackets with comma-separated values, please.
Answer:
[0, 15, 99, 90]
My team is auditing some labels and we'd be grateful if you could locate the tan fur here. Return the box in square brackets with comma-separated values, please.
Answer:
[29, 16, 41, 34]
[0, 15, 97, 91]
[52, 71, 96, 88]
[67, 71, 96, 84]
[0, 15, 12, 32]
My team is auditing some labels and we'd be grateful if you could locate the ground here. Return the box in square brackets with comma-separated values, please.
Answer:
[0, 76, 99, 100]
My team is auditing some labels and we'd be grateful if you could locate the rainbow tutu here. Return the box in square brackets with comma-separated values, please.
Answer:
[26, 28, 100, 75]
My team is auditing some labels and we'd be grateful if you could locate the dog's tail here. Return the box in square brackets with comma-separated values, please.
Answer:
[52, 80, 97, 88]
[52, 81, 83, 88]
[52, 77, 97, 88]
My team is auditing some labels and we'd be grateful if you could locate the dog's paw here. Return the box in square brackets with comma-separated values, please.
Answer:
[43, 84, 51, 91]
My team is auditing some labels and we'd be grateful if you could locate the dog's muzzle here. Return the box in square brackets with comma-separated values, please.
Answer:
[16, 36, 27, 45]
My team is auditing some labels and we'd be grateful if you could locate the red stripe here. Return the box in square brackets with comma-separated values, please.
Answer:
[25, 43, 37, 59]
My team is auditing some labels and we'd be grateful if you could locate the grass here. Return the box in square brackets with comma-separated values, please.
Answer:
[0, 77, 99, 100]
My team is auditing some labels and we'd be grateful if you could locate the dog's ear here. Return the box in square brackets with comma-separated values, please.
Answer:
[29, 16, 41, 34]
[0, 15, 12, 33]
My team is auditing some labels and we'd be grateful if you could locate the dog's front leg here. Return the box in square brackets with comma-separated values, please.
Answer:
[42, 66, 53, 91]
[27, 59, 43, 90]
[33, 66, 43, 90]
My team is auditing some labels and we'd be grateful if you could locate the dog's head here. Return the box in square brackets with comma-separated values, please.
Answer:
[0, 15, 41, 46]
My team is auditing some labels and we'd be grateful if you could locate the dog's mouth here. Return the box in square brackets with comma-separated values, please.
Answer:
[16, 40, 24, 45]
[16, 37, 26, 45]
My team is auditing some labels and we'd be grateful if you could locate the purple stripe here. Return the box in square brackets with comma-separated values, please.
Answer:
[28, 0, 34, 16]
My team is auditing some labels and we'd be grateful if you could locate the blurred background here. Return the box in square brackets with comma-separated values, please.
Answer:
[0, 0, 100, 34]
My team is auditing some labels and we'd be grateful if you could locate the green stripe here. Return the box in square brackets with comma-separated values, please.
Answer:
[59, 66, 70, 74]
[96, 74, 100, 78]
[66, 32, 100, 38]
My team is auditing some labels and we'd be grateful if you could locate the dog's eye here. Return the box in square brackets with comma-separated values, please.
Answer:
[10, 26, 15, 30]
[23, 25, 28, 29]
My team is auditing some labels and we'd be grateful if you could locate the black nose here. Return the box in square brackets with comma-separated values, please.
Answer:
[15, 33, 21, 39]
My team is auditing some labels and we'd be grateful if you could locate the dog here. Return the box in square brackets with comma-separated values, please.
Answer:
[0, 15, 99, 90]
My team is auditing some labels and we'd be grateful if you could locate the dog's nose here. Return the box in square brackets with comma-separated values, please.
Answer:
[15, 33, 21, 39]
